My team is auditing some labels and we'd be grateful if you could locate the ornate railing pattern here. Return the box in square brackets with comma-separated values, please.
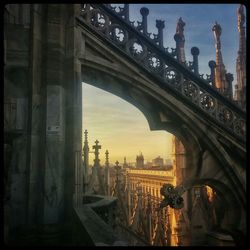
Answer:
[122, 170, 178, 245]
[78, 4, 246, 142]
[127, 185, 174, 246]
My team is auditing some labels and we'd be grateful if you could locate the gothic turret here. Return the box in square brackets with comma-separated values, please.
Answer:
[234, 4, 246, 109]
[136, 153, 144, 168]
[174, 17, 186, 64]
[212, 22, 227, 93]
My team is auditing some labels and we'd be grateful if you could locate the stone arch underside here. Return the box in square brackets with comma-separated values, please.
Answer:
[81, 64, 245, 230]
[79, 25, 246, 232]
[3, 4, 246, 245]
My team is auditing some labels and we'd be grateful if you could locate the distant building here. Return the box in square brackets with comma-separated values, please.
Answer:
[145, 161, 153, 168]
[123, 157, 129, 168]
[125, 167, 177, 246]
[136, 153, 144, 168]
[165, 158, 172, 165]
[147, 165, 173, 171]
[152, 156, 164, 167]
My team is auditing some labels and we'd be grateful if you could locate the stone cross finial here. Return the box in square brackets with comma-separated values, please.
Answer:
[238, 4, 245, 30]
[93, 140, 101, 150]
[93, 139, 101, 167]
[93, 140, 101, 155]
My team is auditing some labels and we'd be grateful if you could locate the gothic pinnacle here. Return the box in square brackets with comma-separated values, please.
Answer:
[191, 47, 200, 75]
[174, 17, 186, 63]
[84, 129, 88, 141]
[105, 150, 109, 167]
[140, 7, 149, 35]
[208, 60, 216, 87]
[212, 21, 227, 92]
[237, 4, 245, 31]
[155, 20, 165, 48]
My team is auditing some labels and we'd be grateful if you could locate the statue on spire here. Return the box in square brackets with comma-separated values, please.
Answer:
[86, 139, 105, 195]
[176, 17, 185, 36]
[237, 4, 245, 32]
[93, 139, 101, 167]
[212, 22, 222, 49]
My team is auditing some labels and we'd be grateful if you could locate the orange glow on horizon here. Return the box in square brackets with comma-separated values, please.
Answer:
[82, 83, 173, 165]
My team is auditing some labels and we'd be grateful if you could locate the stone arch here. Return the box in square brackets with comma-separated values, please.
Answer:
[79, 19, 246, 240]
[81, 62, 204, 171]
[178, 177, 241, 230]
[81, 58, 245, 195]
[81, 58, 246, 228]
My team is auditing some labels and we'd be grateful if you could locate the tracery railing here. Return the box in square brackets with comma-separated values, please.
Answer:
[127, 185, 175, 246]
[77, 4, 246, 142]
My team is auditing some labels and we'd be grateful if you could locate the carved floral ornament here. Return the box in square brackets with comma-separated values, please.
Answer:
[79, 4, 246, 140]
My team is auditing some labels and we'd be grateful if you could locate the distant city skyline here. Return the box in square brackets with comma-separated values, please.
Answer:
[82, 4, 244, 165]
[83, 83, 173, 164]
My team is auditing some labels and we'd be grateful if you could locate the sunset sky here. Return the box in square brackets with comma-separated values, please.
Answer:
[82, 4, 243, 166]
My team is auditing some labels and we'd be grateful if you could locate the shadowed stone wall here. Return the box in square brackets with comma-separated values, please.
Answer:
[4, 5, 83, 243]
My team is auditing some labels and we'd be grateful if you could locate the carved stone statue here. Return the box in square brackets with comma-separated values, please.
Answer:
[212, 22, 222, 44]
[176, 17, 185, 36]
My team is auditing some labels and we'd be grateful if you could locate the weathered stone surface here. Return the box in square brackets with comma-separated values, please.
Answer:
[10, 174, 27, 226]
[4, 4, 246, 246]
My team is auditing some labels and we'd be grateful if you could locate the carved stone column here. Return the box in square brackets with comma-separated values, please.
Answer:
[42, 4, 67, 224]
[64, 4, 84, 211]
